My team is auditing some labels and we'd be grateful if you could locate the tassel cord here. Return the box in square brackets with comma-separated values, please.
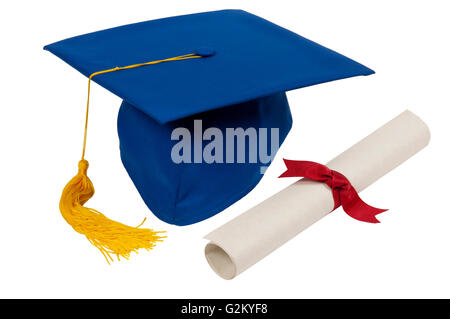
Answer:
[60, 53, 202, 262]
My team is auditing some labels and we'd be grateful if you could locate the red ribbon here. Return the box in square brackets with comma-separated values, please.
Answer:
[279, 159, 387, 223]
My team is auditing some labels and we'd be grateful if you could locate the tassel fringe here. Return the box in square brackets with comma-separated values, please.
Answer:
[59, 160, 165, 263]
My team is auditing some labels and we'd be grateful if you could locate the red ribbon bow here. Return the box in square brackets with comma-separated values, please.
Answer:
[279, 159, 387, 223]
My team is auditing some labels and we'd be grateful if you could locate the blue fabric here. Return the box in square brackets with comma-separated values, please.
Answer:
[44, 9, 374, 124]
[44, 9, 374, 225]
[118, 93, 292, 225]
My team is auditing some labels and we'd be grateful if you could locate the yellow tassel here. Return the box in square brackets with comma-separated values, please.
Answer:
[59, 160, 165, 263]
[58, 54, 203, 262]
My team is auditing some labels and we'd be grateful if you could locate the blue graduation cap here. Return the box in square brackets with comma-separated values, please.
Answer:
[45, 9, 373, 260]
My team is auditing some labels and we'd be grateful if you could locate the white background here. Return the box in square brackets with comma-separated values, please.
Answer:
[1, 0, 449, 298]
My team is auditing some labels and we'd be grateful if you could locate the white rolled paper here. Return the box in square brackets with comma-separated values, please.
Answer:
[204, 110, 430, 279]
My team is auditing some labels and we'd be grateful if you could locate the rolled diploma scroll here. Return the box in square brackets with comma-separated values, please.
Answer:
[204, 110, 430, 279]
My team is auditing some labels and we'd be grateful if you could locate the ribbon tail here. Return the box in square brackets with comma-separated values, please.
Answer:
[279, 159, 324, 178]
[342, 190, 388, 224]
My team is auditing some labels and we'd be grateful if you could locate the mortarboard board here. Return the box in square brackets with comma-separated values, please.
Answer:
[45, 9, 374, 261]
